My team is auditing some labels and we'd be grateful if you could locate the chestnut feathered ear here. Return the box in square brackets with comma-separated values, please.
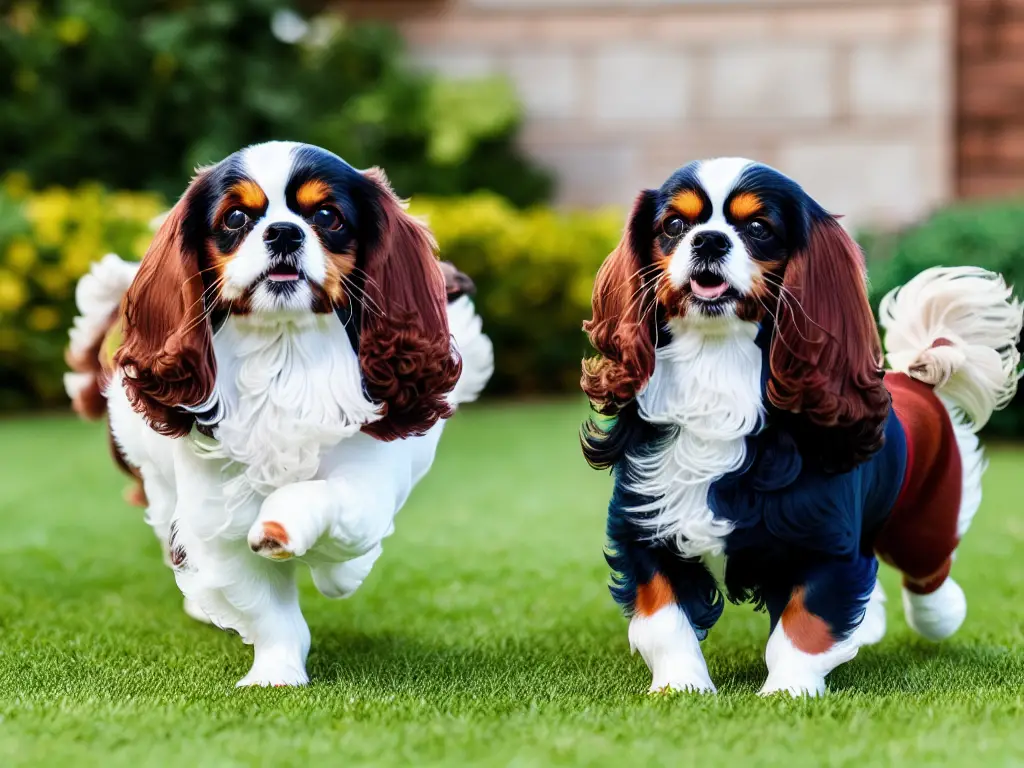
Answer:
[581, 190, 658, 414]
[358, 169, 461, 441]
[115, 172, 217, 438]
[767, 215, 890, 471]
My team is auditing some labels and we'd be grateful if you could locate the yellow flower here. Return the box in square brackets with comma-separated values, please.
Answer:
[55, 16, 88, 46]
[61, 232, 101, 278]
[0, 270, 27, 312]
[27, 305, 61, 332]
[36, 267, 69, 298]
[26, 189, 71, 248]
[5, 239, 37, 273]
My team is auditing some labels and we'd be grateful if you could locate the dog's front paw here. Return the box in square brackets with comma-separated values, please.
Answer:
[758, 672, 826, 698]
[649, 663, 717, 695]
[248, 481, 329, 561]
[247, 520, 296, 560]
[236, 648, 309, 688]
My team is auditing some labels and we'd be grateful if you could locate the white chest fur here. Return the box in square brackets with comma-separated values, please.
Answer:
[191, 313, 380, 510]
[628, 317, 764, 557]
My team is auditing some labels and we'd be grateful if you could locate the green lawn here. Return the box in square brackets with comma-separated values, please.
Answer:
[1, 402, 1023, 767]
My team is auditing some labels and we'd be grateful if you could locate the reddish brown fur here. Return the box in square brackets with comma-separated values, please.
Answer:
[766, 217, 889, 469]
[635, 573, 675, 617]
[115, 174, 218, 438]
[581, 193, 657, 413]
[874, 372, 962, 595]
[359, 169, 462, 441]
[781, 587, 835, 654]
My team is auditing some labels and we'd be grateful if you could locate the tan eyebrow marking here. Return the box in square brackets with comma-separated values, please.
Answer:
[729, 192, 762, 220]
[228, 180, 268, 211]
[296, 179, 332, 210]
[671, 189, 705, 220]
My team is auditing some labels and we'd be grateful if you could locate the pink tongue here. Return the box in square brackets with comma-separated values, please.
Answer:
[690, 278, 728, 299]
[268, 272, 299, 282]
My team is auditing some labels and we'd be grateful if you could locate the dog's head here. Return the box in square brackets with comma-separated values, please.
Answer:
[116, 141, 460, 439]
[583, 158, 889, 470]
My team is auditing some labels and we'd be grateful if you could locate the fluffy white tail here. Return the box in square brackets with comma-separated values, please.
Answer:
[64, 253, 139, 417]
[446, 295, 494, 405]
[880, 266, 1023, 432]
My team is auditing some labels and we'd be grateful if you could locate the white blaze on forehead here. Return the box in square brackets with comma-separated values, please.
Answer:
[240, 141, 303, 210]
[666, 157, 758, 293]
[695, 157, 753, 211]
[221, 141, 328, 306]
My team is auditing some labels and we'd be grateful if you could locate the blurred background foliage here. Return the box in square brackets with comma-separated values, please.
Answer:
[866, 200, 1024, 438]
[2, 1, 1023, 440]
[0, 179, 162, 409]
[0, 0, 551, 206]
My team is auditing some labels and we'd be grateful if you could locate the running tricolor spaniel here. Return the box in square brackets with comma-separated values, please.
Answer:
[582, 158, 1022, 697]
[65, 141, 493, 687]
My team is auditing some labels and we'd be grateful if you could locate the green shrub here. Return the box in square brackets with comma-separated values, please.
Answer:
[864, 199, 1024, 438]
[0, 185, 623, 408]
[0, 1, 551, 206]
[0, 179, 162, 409]
[413, 195, 622, 394]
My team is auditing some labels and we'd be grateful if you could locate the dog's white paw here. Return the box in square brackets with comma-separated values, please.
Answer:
[758, 672, 827, 698]
[650, 674, 717, 695]
[903, 579, 966, 641]
[236, 648, 309, 688]
[247, 520, 298, 561]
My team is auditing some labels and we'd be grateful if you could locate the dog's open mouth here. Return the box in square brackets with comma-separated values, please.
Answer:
[689, 270, 737, 302]
[265, 262, 303, 283]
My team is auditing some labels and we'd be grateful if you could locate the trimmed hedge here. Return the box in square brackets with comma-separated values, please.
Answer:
[864, 199, 1024, 438]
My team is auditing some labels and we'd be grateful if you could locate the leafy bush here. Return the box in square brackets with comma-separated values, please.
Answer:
[0, 1, 551, 206]
[864, 199, 1024, 437]
[0, 178, 163, 409]
[0, 184, 623, 408]
[413, 195, 622, 394]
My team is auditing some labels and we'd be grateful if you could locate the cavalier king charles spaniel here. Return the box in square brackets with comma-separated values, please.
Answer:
[65, 141, 493, 687]
[582, 158, 1022, 696]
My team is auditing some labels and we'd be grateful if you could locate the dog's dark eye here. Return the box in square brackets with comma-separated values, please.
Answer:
[746, 220, 771, 240]
[312, 207, 342, 231]
[224, 209, 248, 230]
[663, 216, 684, 238]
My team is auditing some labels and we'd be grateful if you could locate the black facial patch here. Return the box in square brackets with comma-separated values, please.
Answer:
[731, 163, 828, 260]
[653, 163, 712, 252]
[285, 145, 371, 259]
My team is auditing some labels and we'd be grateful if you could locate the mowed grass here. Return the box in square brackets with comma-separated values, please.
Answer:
[1, 402, 1023, 767]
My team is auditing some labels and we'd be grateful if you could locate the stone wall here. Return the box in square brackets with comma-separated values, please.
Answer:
[338, 0, 954, 228]
[958, 0, 1024, 198]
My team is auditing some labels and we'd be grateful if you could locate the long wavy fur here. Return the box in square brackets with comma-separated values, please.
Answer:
[115, 172, 217, 438]
[581, 191, 658, 416]
[359, 170, 461, 441]
[766, 216, 890, 472]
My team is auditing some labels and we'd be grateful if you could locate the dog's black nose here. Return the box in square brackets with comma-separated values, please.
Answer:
[691, 230, 731, 260]
[263, 222, 305, 255]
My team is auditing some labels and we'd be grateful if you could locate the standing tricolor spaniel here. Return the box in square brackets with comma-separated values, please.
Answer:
[65, 141, 493, 687]
[582, 158, 1021, 697]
